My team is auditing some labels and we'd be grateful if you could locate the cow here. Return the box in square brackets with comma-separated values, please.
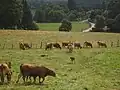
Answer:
[73, 42, 82, 49]
[0, 62, 12, 83]
[16, 64, 56, 84]
[83, 41, 93, 48]
[45, 43, 53, 50]
[97, 41, 107, 48]
[62, 41, 73, 48]
[19, 42, 25, 50]
[52, 43, 61, 49]
[62, 42, 69, 48]
[23, 43, 32, 49]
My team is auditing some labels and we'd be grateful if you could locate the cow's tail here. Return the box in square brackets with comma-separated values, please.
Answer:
[16, 64, 23, 83]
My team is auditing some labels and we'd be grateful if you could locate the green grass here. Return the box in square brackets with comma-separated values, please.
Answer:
[0, 30, 120, 90]
[37, 22, 90, 32]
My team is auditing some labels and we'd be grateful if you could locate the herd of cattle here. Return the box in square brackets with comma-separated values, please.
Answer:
[0, 62, 56, 84]
[0, 41, 107, 84]
[19, 41, 107, 50]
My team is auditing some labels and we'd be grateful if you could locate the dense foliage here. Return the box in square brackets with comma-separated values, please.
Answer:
[0, 0, 39, 30]
[33, 3, 89, 23]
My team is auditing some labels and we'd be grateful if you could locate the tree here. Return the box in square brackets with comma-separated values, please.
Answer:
[48, 10, 65, 23]
[0, 0, 23, 29]
[111, 14, 120, 32]
[68, 0, 76, 10]
[95, 15, 105, 29]
[59, 19, 72, 32]
[21, 0, 33, 30]
[107, 0, 120, 19]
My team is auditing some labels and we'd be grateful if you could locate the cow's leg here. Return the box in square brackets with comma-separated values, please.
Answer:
[39, 76, 41, 83]
[16, 74, 22, 83]
[40, 77, 45, 83]
[26, 76, 29, 82]
[29, 76, 32, 82]
[22, 76, 26, 83]
[33, 76, 36, 83]
[1, 74, 4, 83]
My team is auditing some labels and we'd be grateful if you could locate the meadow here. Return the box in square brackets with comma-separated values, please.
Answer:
[0, 30, 120, 90]
[37, 22, 90, 32]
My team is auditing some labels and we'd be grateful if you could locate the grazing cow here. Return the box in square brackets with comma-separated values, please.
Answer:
[67, 43, 73, 53]
[62, 42, 69, 48]
[74, 42, 82, 49]
[19, 42, 25, 50]
[23, 43, 32, 49]
[16, 64, 35, 83]
[0, 62, 12, 83]
[16, 64, 56, 84]
[97, 41, 107, 48]
[52, 43, 61, 49]
[83, 41, 93, 48]
[45, 43, 53, 50]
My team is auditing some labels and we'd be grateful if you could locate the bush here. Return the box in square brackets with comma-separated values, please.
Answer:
[59, 19, 72, 32]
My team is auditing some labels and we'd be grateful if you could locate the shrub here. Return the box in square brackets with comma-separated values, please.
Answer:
[59, 19, 72, 32]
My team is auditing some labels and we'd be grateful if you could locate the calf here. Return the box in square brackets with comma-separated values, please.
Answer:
[67, 43, 74, 53]
[16, 64, 56, 84]
[0, 62, 12, 83]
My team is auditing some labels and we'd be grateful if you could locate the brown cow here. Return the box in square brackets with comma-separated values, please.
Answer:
[62, 41, 73, 48]
[0, 62, 12, 83]
[62, 42, 69, 48]
[52, 42, 61, 49]
[97, 41, 107, 48]
[23, 43, 32, 49]
[45, 43, 53, 50]
[19, 42, 25, 50]
[73, 42, 82, 49]
[16, 64, 56, 84]
[83, 41, 93, 48]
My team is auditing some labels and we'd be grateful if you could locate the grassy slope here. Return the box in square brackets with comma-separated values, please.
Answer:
[0, 30, 120, 90]
[37, 22, 89, 32]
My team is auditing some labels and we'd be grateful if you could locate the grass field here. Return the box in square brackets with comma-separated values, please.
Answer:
[37, 22, 90, 32]
[0, 30, 120, 90]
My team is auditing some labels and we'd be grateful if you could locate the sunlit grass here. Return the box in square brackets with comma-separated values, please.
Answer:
[0, 30, 120, 90]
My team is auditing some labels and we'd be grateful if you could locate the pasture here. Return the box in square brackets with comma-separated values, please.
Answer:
[37, 22, 90, 32]
[0, 30, 120, 90]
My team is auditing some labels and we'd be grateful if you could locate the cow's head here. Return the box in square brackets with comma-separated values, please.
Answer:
[48, 69, 56, 77]
[6, 62, 11, 69]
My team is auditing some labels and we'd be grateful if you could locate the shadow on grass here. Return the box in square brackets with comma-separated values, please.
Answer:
[14, 82, 47, 86]
[0, 81, 48, 86]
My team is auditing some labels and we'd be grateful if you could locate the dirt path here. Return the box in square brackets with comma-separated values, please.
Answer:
[82, 20, 95, 32]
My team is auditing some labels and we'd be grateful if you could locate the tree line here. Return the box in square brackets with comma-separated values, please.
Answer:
[0, 0, 39, 30]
